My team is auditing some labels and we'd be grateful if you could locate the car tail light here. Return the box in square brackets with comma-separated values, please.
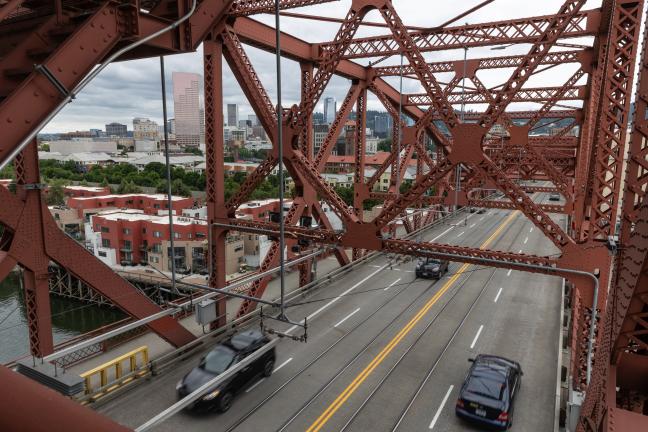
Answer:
[456, 399, 464, 408]
[498, 411, 509, 421]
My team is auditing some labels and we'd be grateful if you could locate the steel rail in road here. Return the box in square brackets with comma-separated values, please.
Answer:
[135, 338, 279, 431]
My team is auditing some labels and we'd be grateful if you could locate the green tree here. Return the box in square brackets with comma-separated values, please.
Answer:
[40, 143, 50, 152]
[378, 138, 392, 152]
[184, 147, 203, 156]
[399, 181, 412, 194]
[334, 186, 354, 206]
[46, 179, 68, 205]
[0, 163, 15, 180]
[157, 179, 192, 197]
[117, 180, 142, 194]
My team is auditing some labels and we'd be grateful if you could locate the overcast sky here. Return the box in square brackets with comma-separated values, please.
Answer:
[42, 0, 605, 133]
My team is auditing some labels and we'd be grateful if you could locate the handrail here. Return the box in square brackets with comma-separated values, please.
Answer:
[79, 346, 149, 401]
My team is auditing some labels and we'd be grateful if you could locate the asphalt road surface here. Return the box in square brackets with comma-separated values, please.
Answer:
[100, 193, 564, 432]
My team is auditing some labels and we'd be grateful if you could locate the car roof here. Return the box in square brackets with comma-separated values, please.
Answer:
[473, 354, 520, 373]
[225, 329, 266, 351]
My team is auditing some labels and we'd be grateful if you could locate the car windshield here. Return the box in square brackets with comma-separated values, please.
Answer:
[426, 259, 441, 265]
[465, 374, 506, 400]
[202, 346, 236, 375]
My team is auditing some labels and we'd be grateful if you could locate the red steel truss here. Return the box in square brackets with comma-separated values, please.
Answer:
[1, 0, 647, 428]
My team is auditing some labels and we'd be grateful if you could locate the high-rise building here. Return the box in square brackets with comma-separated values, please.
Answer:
[105, 122, 127, 137]
[324, 97, 337, 124]
[248, 115, 258, 126]
[313, 124, 330, 157]
[172, 72, 201, 147]
[199, 108, 205, 145]
[133, 117, 160, 140]
[374, 114, 393, 138]
[227, 104, 239, 127]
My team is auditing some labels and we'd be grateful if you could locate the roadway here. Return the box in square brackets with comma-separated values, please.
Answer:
[99, 193, 564, 432]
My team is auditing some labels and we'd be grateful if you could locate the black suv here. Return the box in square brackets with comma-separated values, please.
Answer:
[549, 193, 561, 201]
[176, 330, 276, 412]
[456, 354, 522, 430]
[415, 258, 449, 279]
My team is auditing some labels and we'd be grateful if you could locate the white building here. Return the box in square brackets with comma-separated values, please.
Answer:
[133, 118, 160, 140]
[50, 140, 118, 155]
[366, 137, 379, 155]
[135, 140, 158, 152]
[244, 140, 272, 151]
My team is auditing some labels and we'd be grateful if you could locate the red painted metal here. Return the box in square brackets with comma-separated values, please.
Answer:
[0, 365, 132, 432]
[1, 0, 647, 427]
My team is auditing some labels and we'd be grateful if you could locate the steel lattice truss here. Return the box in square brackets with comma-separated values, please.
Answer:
[0, 0, 647, 429]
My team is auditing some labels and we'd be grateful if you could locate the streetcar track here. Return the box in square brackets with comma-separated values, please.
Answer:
[223, 211, 509, 432]
[389, 194, 548, 431]
[332, 204, 532, 432]
[335, 194, 545, 432]
[270, 212, 511, 432]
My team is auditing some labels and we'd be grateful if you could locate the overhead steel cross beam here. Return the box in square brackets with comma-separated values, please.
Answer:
[406, 85, 587, 106]
[374, 49, 591, 76]
[479, 0, 588, 129]
[329, 9, 598, 59]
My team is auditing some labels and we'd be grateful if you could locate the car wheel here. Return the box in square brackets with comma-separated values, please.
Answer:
[217, 391, 233, 413]
[263, 358, 275, 377]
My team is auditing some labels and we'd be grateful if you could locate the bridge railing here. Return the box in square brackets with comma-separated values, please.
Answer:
[77, 346, 149, 404]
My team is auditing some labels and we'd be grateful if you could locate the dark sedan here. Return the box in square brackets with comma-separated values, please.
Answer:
[455, 354, 522, 430]
[176, 330, 276, 412]
[415, 258, 449, 279]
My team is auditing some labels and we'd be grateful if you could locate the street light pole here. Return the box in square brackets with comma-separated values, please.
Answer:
[454, 45, 468, 212]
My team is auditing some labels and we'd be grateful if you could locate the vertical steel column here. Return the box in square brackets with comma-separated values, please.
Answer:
[13, 141, 54, 357]
[203, 37, 227, 328]
[300, 63, 314, 160]
[352, 86, 367, 261]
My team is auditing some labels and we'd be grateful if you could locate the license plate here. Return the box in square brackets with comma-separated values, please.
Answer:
[475, 408, 487, 417]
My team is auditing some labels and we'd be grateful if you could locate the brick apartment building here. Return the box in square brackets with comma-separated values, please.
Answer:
[68, 193, 195, 221]
[64, 185, 111, 198]
[86, 209, 243, 274]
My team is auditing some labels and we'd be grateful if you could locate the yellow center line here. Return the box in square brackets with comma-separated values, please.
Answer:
[306, 211, 520, 432]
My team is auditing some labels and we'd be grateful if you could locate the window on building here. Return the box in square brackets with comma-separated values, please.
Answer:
[126, 200, 133, 205]
[139, 200, 144, 204]
[196, 232, 206, 239]
[98, 251, 107, 258]
[174, 232, 181, 239]
[153, 204, 160, 209]
[234, 245, 243, 253]
[151, 243, 162, 253]
[187, 233, 192, 239]
[123, 228, 131, 235]
[153, 231, 161, 238]
[123, 240, 132, 250]
[101, 239, 111, 248]
[101, 226, 109, 233]
[142, 228, 146, 234]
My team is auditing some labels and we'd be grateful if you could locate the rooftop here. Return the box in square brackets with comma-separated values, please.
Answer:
[71, 193, 190, 202]
[65, 185, 108, 192]
[94, 209, 207, 226]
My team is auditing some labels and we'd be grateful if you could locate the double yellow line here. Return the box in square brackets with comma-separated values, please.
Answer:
[306, 211, 519, 432]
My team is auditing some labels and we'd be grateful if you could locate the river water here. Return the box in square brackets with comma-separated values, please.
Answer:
[0, 271, 124, 364]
